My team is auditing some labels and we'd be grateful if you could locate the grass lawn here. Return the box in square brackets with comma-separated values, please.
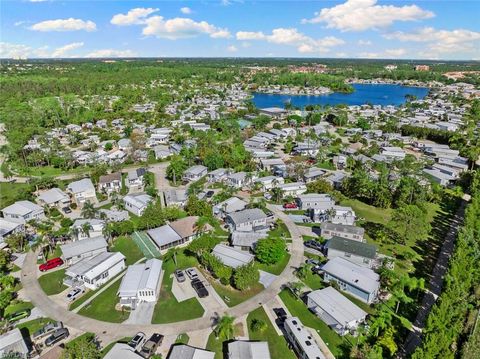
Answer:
[206, 331, 224, 359]
[4, 301, 34, 316]
[110, 236, 144, 265]
[255, 253, 290, 276]
[301, 271, 326, 291]
[279, 289, 350, 358]
[78, 279, 130, 323]
[340, 291, 375, 315]
[38, 269, 68, 295]
[16, 165, 87, 177]
[151, 251, 204, 324]
[247, 307, 296, 359]
[340, 198, 392, 225]
[16, 317, 53, 337]
[175, 333, 189, 344]
[270, 221, 291, 239]
[65, 332, 95, 349]
[208, 277, 264, 308]
[0, 182, 31, 208]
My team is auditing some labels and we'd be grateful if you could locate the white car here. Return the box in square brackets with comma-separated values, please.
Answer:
[185, 268, 199, 280]
[66, 287, 85, 302]
[129, 332, 147, 351]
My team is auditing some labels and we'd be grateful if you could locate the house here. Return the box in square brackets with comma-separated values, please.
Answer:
[38, 188, 70, 208]
[307, 286, 367, 336]
[283, 317, 325, 359]
[324, 172, 347, 189]
[1, 200, 45, 224]
[98, 209, 129, 222]
[61, 236, 108, 265]
[0, 219, 25, 247]
[126, 168, 146, 190]
[0, 328, 29, 359]
[260, 158, 286, 172]
[259, 107, 287, 118]
[207, 168, 230, 183]
[72, 219, 105, 240]
[423, 168, 455, 186]
[118, 258, 163, 309]
[104, 343, 143, 359]
[123, 193, 153, 216]
[212, 244, 255, 268]
[296, 194, 334, 210]
[67, 178, 97, 205]
[231, 231, 268, 251]
[154, 145, 172, 159]
[325, 237, 377, 268]
[328, 206, 356, 225]
[228, 341, 271, 359]
[164, 189, 188, 207]
[320, 223, 365, 242]
[64, 251, 126, 290]
[213, 197, 247, 218]
[226, 172, 250, 188]
[167, 345, 215, 359]
[147, 216, 211, 251]
[254, 176, 284, 190]
[182, 165, 207, 182]
[278, 182, 307, 197]
[380, 146, 406, 160]
[322, 257, 380, 303]
[226, 208, 268, 232]
[98, 172, 122, 194]
[303, 168, 325, 183]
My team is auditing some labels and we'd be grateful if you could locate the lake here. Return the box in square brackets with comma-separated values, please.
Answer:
[252, 83, 429, 108]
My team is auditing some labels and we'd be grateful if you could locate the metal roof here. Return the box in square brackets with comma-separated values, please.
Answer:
[307, 287, 367, 327]
[228, 341, 271, 359]
[284, 317, 325, 359]
[38, 188, 68, 205]
[231, 231, 267, 248]
[147, 225, 181, 247]
[103, 343, 143, 359]
[66, 252, 125, 280]
[61, 237, 107, 259]
[320, 223, 364, 236]
[118, 258, 163, 297]
[227, 208, 267, 225]
[322, 257, 379, 294]
[0, 328, 28, 358]
[212, 244, 254, 268]
[67, 178, 95, 194]
[326, 237, 376, 259]
[2, 200, 42, 216]
[168, 345, 215, 359]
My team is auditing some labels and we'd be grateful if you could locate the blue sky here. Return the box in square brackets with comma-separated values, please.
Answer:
[1, 0, 479, 59]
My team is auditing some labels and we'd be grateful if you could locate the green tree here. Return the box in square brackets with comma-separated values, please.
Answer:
[255, 237, 286, 265]
[389, 204, 431, 244]
[80, 201, 97, 219]
[62, 333, 100, 359]
[215, 315, 235, 340]
[166, 155, 187, 185]
[233, 264, 259, 290]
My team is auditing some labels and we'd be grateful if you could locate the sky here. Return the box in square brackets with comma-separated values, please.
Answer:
[1, 0, 480, 60]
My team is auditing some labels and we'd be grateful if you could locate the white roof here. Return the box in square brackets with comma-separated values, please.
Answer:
[284, 317, 325, 359]
[168, 345, 215, 359]
[228, 341, 271, 359]
[322, 257, 379, 293]
[0, 218, 23, 237]
[61, 237, 108, 259]
[103, 343, 143, 359]
[67, 252, 125, 281]
[38, 188, 68, 205]
[124, 193, 153, 209]
[67, 178, 95, 194]
[147, 225, 181, 247]
[308, 287, 367, 326]
[216, 197, 247, 214]
[0, 328, 28, 357]
[2, 200, 42, 216]
[212, 244, 254, 268]
[227, 208, 267, 225]
[231, 231, 268, 248]
[118, 258, 162, 297]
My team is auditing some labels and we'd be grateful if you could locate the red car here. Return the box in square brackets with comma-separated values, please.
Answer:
[283, 203, 298, 209]
[39, 257, 64, 272]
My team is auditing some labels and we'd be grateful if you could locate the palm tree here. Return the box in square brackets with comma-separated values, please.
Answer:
[69, 226, 81, 241]
[81, 223, 92, 238]
[81, 201, 97, 219]
[215, 315, 236, 340]
[194, 216, 209, 234]
[271, 187, 284, 204]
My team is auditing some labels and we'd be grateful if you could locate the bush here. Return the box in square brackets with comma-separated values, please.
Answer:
[233, 264, 259, 290]
[250, 318, 267, 332]
[60, 218, 74, 228]
[255, 237, 286, 265]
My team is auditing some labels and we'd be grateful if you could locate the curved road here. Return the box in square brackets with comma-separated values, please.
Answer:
[21, 204, 304, 340]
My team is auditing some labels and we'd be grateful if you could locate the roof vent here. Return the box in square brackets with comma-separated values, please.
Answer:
[305, 341, 312, 346]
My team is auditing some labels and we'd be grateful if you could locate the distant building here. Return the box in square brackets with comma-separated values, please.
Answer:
[414, 65, 430, 71]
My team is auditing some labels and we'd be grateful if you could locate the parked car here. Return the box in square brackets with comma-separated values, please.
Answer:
[39, 257, 64, 272]
[45, 328, 69, 346]
[273, 307, 287, 320]
[7, 309, 31, 323]
[191, 279, 209, 298]
[140, 333, 164, 358]
[66, 287, 85, 302]
[32, 321, 63, 341]
[283, 203, 298, 209]
[185, 268, 199, 281]
[128, 332, 147, 351]
[304, 240, 323, 252]
[205, 190, 214, 199]
[305, 258, 321, 266]
[174, 269, 186, 283]
[62, 206, 72, 214]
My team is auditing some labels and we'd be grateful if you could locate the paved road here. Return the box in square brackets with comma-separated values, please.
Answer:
[402, 199, 467, 356]
[20, 203, 304, 341]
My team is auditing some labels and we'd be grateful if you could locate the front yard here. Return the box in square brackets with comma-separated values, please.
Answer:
[110, 236, 144, 265]
[38, 269, 68, 295]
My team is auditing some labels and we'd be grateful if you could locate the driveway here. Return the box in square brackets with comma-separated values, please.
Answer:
[259, 270, 277, 288]
[124, 302, 156, 325]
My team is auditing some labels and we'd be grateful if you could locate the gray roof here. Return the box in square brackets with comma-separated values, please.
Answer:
[38, 188, 68, 205]
[307, 287, 367, 326]
[320, 223, 364, 236]
[147, 225, 181, 248]
[118, 258, 162, 297]
[164, 189, 187, 205]
[185, 165, 207, 175]
[67, 252, 125, 280]
[212, 244, 254, 268]
[322, 257, 379, 293]
[284, 317, 325, 359]
[2, 200, 42, 216]
[231, 231, 267, 248]
[168, 345, 215, 359]
[104, 343, 143, 359]
[61, 237, 107, 259]
[216, 197, 247, 214]
[228, 341, 271, 359]
[227, 208, 267, 226]
[0, 328, 28, 358]
[326, 237, 376, 259]
[124, 193, 153, 209]
[67, 178, 95, 194]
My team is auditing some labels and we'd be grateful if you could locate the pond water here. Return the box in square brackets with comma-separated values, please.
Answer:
[252, 83, 429, 108]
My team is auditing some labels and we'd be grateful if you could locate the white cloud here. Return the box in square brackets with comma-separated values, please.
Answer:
[14, 21, 27, 26]
[358, 39, 372, 46]
[51, 42, 84, 58]
[359, 52, 380, 58]
[85, 49, 136, 58]
[236, 28, 344, 54]
[111, 8, 158, 26]
[30, 18, 96, 32]
[241, 42, 251, 48]
[302, 0, 434, 32]
[384, 48, 407, 57]
[180, 7, 192, 15]
[0, 42, 31, 59]
[143, 16, 230, 39]
[227, 45, 238, 52]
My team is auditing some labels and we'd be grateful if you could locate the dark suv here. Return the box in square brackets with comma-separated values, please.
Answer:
[45, 328, 69, 346]
[191, 279, 209, 298]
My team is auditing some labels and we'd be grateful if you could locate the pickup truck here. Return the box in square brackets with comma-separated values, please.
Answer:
[139, 333, 164, 358]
